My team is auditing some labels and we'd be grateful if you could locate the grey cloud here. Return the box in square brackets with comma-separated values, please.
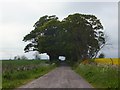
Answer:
[0, 2, 118, 59]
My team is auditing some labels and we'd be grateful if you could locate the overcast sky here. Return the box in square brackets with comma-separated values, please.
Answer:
[0, 0, 119, 59]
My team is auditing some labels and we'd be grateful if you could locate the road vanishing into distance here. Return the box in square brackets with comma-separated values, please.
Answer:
[18, 63, 93, 88]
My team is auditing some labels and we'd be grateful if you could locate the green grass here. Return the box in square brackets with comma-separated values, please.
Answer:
[73, 63, 119, 89]
[2, 60, 57, 89]
[2, 60, 50, 71]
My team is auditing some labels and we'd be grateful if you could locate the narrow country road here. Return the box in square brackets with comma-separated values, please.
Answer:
[18, 63, 93, 88]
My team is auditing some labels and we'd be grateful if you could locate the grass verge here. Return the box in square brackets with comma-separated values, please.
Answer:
[2, 60, 57, 90]
[73, 63, 119, 89]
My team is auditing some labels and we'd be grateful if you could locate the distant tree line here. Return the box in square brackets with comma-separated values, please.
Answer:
[13, 52, 41, 60]
[14, 55, 28, 60]
[99, 53, 105, 58]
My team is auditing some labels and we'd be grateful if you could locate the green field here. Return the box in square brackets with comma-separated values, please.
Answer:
[73, 63, 119, 89]
[2, 60, 57, 89]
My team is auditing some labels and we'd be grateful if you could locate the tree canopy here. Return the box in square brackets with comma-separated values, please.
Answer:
[23, 13, 105, 62]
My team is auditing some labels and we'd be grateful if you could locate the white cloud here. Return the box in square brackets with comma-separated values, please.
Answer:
[0, 22, 33, 59]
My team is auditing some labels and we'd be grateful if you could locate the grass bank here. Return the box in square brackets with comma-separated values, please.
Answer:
[2, 60, 57, 89]
[73, 63, 119, 89]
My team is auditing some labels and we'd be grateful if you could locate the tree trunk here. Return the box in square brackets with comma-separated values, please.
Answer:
[49, 54, 58, 62]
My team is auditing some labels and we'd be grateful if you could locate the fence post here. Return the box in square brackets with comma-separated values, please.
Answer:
[110, 58, 113, 65]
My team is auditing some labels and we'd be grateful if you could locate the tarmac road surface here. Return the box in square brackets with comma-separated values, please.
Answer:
[18, 63, 93, 88]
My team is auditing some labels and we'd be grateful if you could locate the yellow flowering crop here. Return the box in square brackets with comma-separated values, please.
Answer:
[95, 58, 120, 65]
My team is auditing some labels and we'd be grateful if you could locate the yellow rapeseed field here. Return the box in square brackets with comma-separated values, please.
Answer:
[95, 58, 120, 65]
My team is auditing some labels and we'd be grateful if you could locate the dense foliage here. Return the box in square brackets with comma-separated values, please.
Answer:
[23, 13, 105, 62]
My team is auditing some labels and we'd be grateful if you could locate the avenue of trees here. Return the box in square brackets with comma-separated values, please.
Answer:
[23, 13, 105, 62]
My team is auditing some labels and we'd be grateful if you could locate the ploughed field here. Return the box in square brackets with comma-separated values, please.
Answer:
[2, 60, 56, 89]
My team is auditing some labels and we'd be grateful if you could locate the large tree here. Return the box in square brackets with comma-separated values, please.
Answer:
[23, 13, 105, 62]
[61, 14, 105, 61]
[23, 15, 62, 61]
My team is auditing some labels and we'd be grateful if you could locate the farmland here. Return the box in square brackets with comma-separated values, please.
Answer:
[2, 60, 57, 89]
[95, 58, 119, 65]
[73, 58, 119, 88]
[1, 58, 119, 89]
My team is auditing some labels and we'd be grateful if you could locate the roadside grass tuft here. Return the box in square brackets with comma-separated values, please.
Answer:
[2, 60, 57, 89]
[74, 63, 119, 88]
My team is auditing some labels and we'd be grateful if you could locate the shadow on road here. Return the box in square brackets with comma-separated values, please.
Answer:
[59, 61, 69, 67]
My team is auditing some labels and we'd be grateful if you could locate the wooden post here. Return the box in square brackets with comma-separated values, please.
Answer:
[110, 58, 113, 65]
